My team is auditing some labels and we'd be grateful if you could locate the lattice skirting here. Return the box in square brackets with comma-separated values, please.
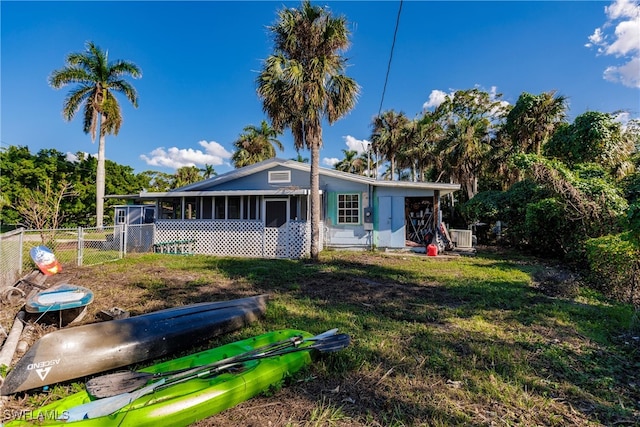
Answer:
[153, 220, 320, 259]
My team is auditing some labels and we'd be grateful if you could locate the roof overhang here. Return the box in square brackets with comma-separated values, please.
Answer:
[372, 181, 460, 196]
[111, 189, 317, 200]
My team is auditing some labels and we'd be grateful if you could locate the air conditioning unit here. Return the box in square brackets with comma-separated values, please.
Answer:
[449, 229, 473, 248]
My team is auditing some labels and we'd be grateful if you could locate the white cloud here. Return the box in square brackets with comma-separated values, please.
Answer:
[322, 157, 339, 167]
[603, 56, 640, 87]
[486, 85, 511, 114]
[422, 89, 450, 110]
[65, 151, 94, 163]
[140, 140, 232, 170]
[614, 110, 632, 123]
[587, 0, 640, 88]
[586, 28, 605, 48]
[343, 135, 370, 154]
[606, 0, 640, 20]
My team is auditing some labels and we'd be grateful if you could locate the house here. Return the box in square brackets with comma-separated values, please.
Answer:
[109, 158, 461, 258]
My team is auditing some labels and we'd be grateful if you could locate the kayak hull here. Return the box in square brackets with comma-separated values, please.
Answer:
[0, 295, 268, 395]
[2, 329, 313, 427]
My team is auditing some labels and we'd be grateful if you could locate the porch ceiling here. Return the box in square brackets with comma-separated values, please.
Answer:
[132, 189, 318, 199]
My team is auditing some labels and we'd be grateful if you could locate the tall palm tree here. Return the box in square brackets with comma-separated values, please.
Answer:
[370, 110, 411, 181]
[395, 118, 421, 181]
[200, 164, 217, 179]
[49, 41, 141, 227]
[172, 166, 203, 189]
[291, 149, 309, 163]
[257, 0, 360, 260]
[412, 110, 445, 182]
[435, 88, 506, 200]
[231, 120, 284, 168]
[504, 91, 567, 156]
[335, 149, 365, 174]
[359, 150, 377, 177]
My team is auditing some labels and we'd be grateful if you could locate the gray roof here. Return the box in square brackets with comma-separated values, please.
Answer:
[175, 158, 460, 193]
[108, 158, 460, 199]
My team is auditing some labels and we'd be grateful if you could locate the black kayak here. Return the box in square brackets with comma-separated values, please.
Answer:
[0, 294, 268, 395]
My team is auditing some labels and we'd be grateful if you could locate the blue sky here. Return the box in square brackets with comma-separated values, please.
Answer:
[2, 0, 639, 176]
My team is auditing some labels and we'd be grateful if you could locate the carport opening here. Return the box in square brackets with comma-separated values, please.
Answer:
[405, 197, 435, 246]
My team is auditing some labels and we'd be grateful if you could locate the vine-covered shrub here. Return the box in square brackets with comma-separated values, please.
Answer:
[524, 198, 568, 258]
[585, 232, 639, 306]
[496, 180, 546, 248]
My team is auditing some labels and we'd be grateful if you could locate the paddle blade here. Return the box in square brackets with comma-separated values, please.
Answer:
[84, 379, 165, 420]
[309, 333, 351, 353]
[86, 371, 155, 399]
[311, 328, 339, 340]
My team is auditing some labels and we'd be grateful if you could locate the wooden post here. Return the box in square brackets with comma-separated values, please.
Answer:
[433, 190, 440, 234]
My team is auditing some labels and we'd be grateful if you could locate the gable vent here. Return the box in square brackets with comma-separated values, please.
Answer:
[269, 170, 291, 184]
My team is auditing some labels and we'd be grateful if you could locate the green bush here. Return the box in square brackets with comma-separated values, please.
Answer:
[499, 179, 550, 248]
[524, 197, 568, 257]
[585, 232, 639, 306]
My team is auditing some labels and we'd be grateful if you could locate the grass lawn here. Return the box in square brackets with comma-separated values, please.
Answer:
[2, 248, 638, 426]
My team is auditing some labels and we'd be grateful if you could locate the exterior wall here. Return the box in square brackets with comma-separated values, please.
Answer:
[374, 195, 407, 248]
[321, 177, 371, 249]
[193, 167, 312, 192]
[114, 205, 155, 225]
[372, 187, 437, 249]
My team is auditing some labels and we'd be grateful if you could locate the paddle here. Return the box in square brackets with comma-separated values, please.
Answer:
[86, 328, 341, 398]
[68, 332, 350, 421]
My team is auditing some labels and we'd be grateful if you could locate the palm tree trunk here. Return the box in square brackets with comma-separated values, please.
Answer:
[308, 120, 322, 261]
[390, 156, 395, 181]
[96, 114, 106, 228]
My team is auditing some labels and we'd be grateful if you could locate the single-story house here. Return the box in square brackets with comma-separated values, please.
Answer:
[108, 158, 462, 258]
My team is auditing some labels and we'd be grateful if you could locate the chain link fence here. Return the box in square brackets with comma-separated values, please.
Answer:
[0, 226, 129, 290]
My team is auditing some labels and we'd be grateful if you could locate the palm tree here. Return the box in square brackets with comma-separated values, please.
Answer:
[504, 91, 567, 156]
[231, 120, 284, 168]
[335, 149, 365, 174]
[370, 110, 411, 181]
[49, 41, 141, 227]
[200, 164, 217, 179]
[412, 110, 445, 182]
[435, 89, 507, 200]
[172, 166, 203, 189]
[257, 0, 360, 260]
[395, 118, 421, 181]
[291, 149, 309, 163]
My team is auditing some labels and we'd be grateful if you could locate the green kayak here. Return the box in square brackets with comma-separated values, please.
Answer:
[2, 329, 317, 427]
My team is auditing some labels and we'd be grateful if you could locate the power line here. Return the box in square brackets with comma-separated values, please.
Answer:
[378, 0, 403, 116]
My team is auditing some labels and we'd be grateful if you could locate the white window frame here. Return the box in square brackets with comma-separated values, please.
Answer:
[116, 209, 126, 224]
[337, 193, 360, 224]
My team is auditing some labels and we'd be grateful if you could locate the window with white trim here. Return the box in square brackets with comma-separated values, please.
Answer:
[116, 210, 126, 224]
[337, 194, 360, 224]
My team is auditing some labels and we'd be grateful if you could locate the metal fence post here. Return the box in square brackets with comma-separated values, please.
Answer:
[78, 227, 84, 266]
[19, 228, 24, 276]
[122, 224, 127, 256]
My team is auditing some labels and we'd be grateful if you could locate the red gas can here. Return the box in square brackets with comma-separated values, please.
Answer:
[427, 244, 438, 256]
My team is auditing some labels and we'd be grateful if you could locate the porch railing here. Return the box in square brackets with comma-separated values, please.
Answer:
[154, 219, 318, 259]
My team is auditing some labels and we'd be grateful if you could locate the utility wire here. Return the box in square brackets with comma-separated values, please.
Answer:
[377, 0, 403, 116]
